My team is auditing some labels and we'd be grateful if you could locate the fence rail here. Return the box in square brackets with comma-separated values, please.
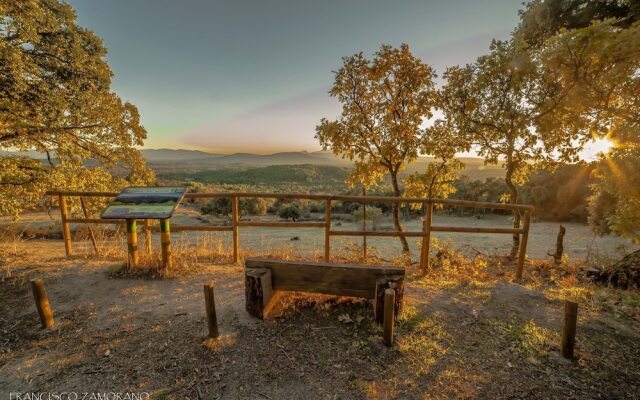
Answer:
[45, 190, 534, 279]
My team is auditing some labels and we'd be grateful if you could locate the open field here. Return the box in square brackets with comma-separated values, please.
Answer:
[0, 240, 639, 399]
[5, 210, 636, 265]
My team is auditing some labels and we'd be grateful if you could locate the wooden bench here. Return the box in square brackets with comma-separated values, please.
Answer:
[244, 258, 405, 328]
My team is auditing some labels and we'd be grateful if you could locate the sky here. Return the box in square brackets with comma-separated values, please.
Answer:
[68, 0, 525, 153]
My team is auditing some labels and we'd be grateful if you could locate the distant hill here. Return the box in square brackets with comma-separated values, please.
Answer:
[163, 164, 350, 186]
[139, 149, 224, 162]
[2, 148, 506, 180]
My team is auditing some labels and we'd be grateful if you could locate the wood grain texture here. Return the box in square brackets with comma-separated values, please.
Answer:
[245, 258, 404, 299]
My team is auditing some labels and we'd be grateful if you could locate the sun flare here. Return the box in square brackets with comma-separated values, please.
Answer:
[580, 137, 614, 161]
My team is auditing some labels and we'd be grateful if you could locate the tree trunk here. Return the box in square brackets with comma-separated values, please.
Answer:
[390, 172, 410, 253]
[505, 164, 520, 259]
[553, 225, 566, 264]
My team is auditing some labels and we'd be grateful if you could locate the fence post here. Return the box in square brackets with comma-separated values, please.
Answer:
[324, 198, 332, 262]
[30, 278, 54, 328]
[362, 187, 367, 261]
[232, 196, 239, 264]
[80, 197, 99, 255]
[420, 202, 433, 273]
[58, 194, 72, 256]
[515, 209, 531, 281]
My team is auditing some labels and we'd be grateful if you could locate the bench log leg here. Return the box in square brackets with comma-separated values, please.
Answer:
[374, 275, 404, 325]
[245, 268, 273, 319]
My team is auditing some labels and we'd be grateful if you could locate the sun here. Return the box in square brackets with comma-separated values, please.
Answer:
[579, 137, 614, 161]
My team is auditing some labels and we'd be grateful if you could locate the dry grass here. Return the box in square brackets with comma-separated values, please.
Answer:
[1, 228, 639, 398]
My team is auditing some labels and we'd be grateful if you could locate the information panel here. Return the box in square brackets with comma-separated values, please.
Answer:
[100, 187, 187, 219]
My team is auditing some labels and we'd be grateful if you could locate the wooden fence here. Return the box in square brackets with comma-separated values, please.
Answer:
[45, 190, 534, 279]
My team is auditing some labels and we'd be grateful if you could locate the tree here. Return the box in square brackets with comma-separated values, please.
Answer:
[352, 205, 383, 229]
[515, 0, 639, 49]
[241, 197, 268, 216]
[516, 3, 640, 245]
[278, 204, 301, 222]
[439, 40, 570, 257]
[0, 0, 154, 217]
[202, 198, 231, 217]
[316, 44, 437, 253]
[402, 120, 466, 209]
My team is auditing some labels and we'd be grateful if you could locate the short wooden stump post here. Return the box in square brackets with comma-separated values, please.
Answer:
[160, 218, 172, 270]
[245, 268, 273, 319]
[204, 281, 219, 338]
[126, 219, 139, 268]
[30, 278, 54, 328]
[562, 300, 578, 359]
[383, 288, 396, 346]
[374, 276, 404, 325]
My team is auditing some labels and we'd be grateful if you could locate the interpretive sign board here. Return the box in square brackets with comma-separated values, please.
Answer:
[100, 187, 187, 219]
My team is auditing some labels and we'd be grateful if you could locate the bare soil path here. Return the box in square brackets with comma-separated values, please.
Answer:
[1, 244, 639, 399]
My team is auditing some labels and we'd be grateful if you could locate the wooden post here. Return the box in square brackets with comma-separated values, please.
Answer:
[374, 275, 404, 324]
[420, 202, 433, 273]
[515, 210, 531, 281]
[362, 187, 367, 261]
[144, 219, 152, 254]
[58, 195, 72, 256]
[160, 218, 172, 270]
[383, 288, 396, 346]
[80, 197, 99, 255]
[562, 300, 578, 359]
[30, 278, 54, 328]
[324, 198, 331, 262]
[204, 281, 219, 338]
[126, 219, 139, 268]
[245, 267, 273, 319]
[232, 196, 239, 264]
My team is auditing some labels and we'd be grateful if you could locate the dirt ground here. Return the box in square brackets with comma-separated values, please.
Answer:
[1, 240, 639, 399]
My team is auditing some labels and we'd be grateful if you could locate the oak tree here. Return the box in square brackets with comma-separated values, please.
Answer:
[316, 44, 436, 253]
[0, 0, 154, 217]
[439, 40, 568, 257]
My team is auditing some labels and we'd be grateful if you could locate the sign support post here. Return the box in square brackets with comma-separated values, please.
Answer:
[126, 219, 139, 268]
[101, 187, 185, 272]
[160, 218, 172, 270]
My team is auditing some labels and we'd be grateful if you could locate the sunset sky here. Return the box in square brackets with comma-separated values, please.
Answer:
[68, 0, 525, 153]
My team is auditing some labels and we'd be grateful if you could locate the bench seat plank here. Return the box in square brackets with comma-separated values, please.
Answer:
[245, 258, 405, 299]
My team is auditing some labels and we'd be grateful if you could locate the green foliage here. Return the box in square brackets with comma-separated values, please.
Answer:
[520, 163, 594, 222]
[241, 197, 268, 216]
[0, 0, 154, 217]
[278, 204, 301, 222]
[201, 197, 269, 217]
[515, 1, 640, 242]
[588, 149, 640, 242]
[161, 165, 349, 192]
[451, 177, 508, 206]
[515, 0, 639, 48]
[352, 205, 383, 228]
[202, 198, 231, 217]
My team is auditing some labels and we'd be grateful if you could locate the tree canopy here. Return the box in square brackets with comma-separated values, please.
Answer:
[515, 1, 640, 242]
[438, 40, 573, 256]
[316, 44, 437, 252]
[0, 0, 154, 217]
